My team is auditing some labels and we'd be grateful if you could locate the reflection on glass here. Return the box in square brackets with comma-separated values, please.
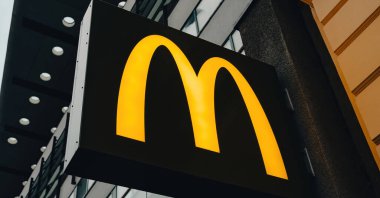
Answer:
[88, 179, 95, 190]
[117, 186, 129, 198]
[154, 10, 163, 22]
[223, 30, 245, 53]
[108, 187, 117, 198]
[223, 39, 233, 50]
[69, 187, 76, 198]
[148, 0, 163, 19]
[76, 179, 88, 198]
[196, 0, 223, 31]
[182, 12, 198, 36]
[164, 0, 172, 6]
[232, 30, 243, 52]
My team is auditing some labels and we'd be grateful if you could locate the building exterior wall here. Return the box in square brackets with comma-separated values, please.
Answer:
[237, 0, 380, 197]
[308, 0, 380, 168]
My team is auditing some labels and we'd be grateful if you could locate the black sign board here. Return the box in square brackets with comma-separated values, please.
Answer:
[66, 1, 311, 197]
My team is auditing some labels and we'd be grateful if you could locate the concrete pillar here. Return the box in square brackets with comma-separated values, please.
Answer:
[237, 0, 380, 197]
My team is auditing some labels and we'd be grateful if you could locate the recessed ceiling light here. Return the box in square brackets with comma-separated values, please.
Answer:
[118, 1, 126, 8]
[31, 164, 36, 170]
[61, 106, 68, 113]
[40, 146, 47, 152]
[51, 127, 57, 133]
[19, 118, 30, 126]
[22, 181, 27, 186]
[7, 137, 18, 145]
[29, 96, 40, 104]
[62, 17, 75, 28]
[40, 72, 51, 81]
[52, 46, 64, 56]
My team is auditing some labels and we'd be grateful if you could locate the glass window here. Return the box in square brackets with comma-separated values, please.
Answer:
[195, 0, 223, 31]
[231, 30, 243, 52]
[147, 0, 163, 19]
[182, 12, 198, 36]
[223, 39, 233, 50]
[88, 179, 95, 190]
[117, 186, 129, 198]
[182, 0, 223, 36]
[107, 187, 117, 198]
[76, 179, 88, 198]
[223, 30, 244, 54]
[154, 11, 163, 22]
[69, 187, 76, 198]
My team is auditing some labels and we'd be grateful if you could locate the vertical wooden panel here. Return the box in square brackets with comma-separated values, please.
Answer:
[305, 0, 380, 170]
[337, 16, 380, 90]
[313, 0, 341, 21]
[323, 0, 380, 50]
[321, 0, 347, 25]
[356, 77, 380, 140]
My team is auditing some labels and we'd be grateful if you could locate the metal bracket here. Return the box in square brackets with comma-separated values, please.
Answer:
[303, 147, 315, 176]
[284, 88, 295, 111]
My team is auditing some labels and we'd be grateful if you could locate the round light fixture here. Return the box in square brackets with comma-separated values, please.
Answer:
[52, 46, 64, 56]
[19, 118, 30, 126]
[118, 1, 126, 8]
[40, 146, 47, 152]
[62, 17, 75, 28]
[7, 137, 18, 145]
[40, 73, 51, 81]
[51, 127, 57, 133]
[22, 181, 27, 186]
[61, 106, 68, 113]
[29, 96, 40, 104]
[31, 164, 36, 170]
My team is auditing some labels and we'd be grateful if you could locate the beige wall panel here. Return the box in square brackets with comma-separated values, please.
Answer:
[337, 16, 380, 90]
[313, 0, 341, 21]
[356, 77, 380, 139]
[324, 0, 380, 50]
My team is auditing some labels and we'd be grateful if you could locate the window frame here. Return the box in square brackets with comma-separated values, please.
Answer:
[181, 0, 224, 37]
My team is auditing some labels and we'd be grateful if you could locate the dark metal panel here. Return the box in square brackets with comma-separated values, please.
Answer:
[0, 171, 25, 198]
[0, 129, 44, 172]
[0, 0, 93, 197]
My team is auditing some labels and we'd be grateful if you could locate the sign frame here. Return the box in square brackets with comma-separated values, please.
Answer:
[65, 1, 312, 197]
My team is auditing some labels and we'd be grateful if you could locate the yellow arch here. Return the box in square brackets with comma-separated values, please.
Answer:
[116, 35, 288, 180]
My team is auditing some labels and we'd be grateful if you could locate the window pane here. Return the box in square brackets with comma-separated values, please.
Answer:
[232, 30, 243, 52]
[154, 10, 163, 22]
[69, 187, 76, 198]
[182, 12, 198, 36]
[117, 186, 129, 198]
[76, 179, 88, 198]
[195, 0, 223, 31]
[108, 187, 117, 198]
[125, 189, 143, 198]
[223, 39, 233, 51]
[147, 0, 163, 19]
[88, 179, 95, 189]
[164, 0, 172, 6]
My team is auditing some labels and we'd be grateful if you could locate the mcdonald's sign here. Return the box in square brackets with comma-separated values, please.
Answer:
[116, 35, 287, 180]
[66, 1, 311, 197]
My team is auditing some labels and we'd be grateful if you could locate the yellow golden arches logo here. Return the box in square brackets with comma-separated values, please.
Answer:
[116, 35, 288, 180]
